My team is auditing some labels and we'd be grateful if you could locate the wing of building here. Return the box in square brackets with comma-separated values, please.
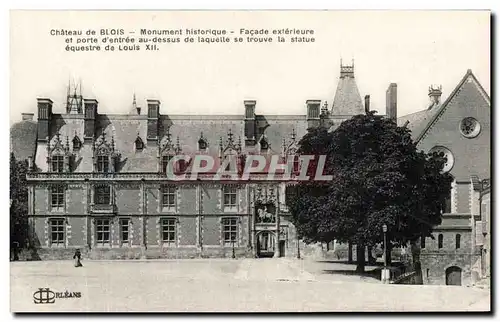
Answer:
[397, 69, 491, 286]
[10, 65, 490, 287]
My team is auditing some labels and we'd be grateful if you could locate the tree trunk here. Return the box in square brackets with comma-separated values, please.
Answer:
[356, 243, 365, 273]
[348, 242, 353, 263]
[367, 245, 375, 265]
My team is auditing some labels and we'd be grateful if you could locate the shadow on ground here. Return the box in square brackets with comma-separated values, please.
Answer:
[321, 268, 381, 281]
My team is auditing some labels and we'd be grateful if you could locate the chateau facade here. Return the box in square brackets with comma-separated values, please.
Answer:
[11, 64, 490, 286]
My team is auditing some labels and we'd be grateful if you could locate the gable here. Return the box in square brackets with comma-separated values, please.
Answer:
[417, 71, 490, 180]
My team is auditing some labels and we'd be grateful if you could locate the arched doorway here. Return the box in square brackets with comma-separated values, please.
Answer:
[256, 231, 276, 258]
[445, 266, 462, 286]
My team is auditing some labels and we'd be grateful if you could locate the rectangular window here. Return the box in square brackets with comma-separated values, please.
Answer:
[438, 234, 444, 249]
[420, 236, 426, 249]
[96, 219, 110, 246]
[222, 217, 238, 244]
[50, 185, 65, 211]
[223, 185, 237, 209]
[51, 155, 64, 173]
[161, 218, 176, 244]
[120, 219, 130, 244]
[50, 218, 65, 246]
[161, 185, 176, 209]
[162, 155, 173, 173]
[95, 185, 111, 205]
[97, 156, 109, 173]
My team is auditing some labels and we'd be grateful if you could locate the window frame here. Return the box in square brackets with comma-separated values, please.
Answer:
[222, 217, 239, 246]
[50, 184, 65, 211]
[95, 184, 111, 205]
[455, 234, 461, 249]
[160, 217, 177, 245]
[160, 185, 177, 211]
[49, 218, 65, 247]
[120, 218, 130, 245]
[438, 234, 444, 249]
[223, 185, 238, 211]
[51, 155, 65, 173]
[95, 218, 111, 247]
[97, 155, 110, 173]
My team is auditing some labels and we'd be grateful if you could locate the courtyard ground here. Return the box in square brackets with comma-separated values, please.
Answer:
[10, 258, 490, 312]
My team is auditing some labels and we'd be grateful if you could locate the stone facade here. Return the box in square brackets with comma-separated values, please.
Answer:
[398, 70, 491, 286]
[12, 65, 490, 281]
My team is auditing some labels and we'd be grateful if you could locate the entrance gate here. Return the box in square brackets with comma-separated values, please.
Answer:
[445, 266, 462, 286]
[256, 231, 276, 258]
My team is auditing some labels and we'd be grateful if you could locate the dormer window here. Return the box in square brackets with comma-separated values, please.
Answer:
[72, 134, 82, 151]
[47, 132, 71, 173]
[198, 132, 208, 152]
[92, 132, 120, 173]
[135, 135, 144, 151]
[97, 155, 109, 173]
[162, 155, 174, 173]
[158, 128, 182, 174]
[51, 155, 64, 173]
[259, 137, 269, 152]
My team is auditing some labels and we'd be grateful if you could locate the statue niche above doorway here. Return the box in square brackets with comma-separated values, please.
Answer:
[255, 202, 276, 224]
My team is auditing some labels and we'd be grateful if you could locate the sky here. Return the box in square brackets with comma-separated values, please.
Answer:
[9, 10, 490, 124]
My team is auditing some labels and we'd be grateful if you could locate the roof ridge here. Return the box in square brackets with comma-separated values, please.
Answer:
[415, 69, 488, 144]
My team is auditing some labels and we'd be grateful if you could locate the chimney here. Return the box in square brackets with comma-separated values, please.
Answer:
[84, 99, 98, 140]
[22, 113, 34, 121]
[36, 98, 53, 142]
[244, 100, 256, 145]
[147, 99, 160, 140]
[428, 85, 442, 108]
[364, 95, 370, 114]
[386, 83, 397, 120]
[27, 156, 34, 171]
[306, 100, 321, 129]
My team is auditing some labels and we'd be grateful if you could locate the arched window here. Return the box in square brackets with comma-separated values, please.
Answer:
[420, 236, 426, 249]
[456, 234, 461, 249]
[443, 176, 454, 214]
[438, 234, 444, 249]
[259, 136, 269, 153]
[198, 132, 208, 152]
[135, 135, 144, 151]
[72, 134, 82, 152]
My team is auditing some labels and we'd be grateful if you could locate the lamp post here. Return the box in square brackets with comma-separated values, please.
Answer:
[297, 233, 301, 259]
[382, 224, 389, 283]
[232, 239, 235, 259]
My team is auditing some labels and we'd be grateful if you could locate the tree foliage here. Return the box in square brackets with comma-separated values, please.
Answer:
[286, 112, 453, 270]
[10, 152, 29, 249]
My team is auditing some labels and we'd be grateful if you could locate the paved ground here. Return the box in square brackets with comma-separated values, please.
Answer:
[10, 258, 490, 312]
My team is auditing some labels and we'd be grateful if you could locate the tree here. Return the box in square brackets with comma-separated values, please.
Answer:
[286, 112, 453, 272]
[10, 152, 29, 252]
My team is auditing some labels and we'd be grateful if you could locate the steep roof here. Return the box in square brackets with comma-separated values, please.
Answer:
[10, 119, 37, 161]
[415, 69, 490, 144]
[397, 69, 490, 143]
[331, 63, 365, 116]
[397, 106, 439, 140]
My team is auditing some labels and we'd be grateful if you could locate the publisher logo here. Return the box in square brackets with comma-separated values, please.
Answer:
[33, 288, 55, 304]
[33, 288, 81, 304]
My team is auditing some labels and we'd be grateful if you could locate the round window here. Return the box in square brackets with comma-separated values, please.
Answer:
[429, 146, 454, 173]
[460, 117, 481, 138]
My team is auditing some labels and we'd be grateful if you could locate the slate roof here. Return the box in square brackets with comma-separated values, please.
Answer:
[397, 69, 490, 143]
[331, 66, 365, 116]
